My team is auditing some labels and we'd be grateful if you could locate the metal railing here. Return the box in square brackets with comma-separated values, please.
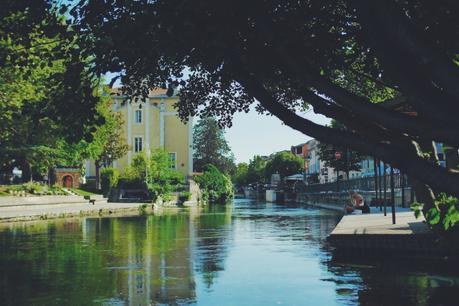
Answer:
[300, 174, 409, 193]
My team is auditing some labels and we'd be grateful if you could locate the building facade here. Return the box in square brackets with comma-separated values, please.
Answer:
[291, 142, 309, 173]
[86, 89, 193, 178]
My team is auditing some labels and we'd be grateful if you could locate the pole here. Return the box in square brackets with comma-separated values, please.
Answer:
[336, 170, 340, 192]
[373, 158, 379, 210]
[401, 173, 405, 208]
[378, 160, 383, 211]
[390, 166, 396, 224]
[383, 162, 387, 216]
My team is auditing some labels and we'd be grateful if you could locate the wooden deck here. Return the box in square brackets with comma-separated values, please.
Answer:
[330, 210, 430, 236]
[328, 209, 442, 258]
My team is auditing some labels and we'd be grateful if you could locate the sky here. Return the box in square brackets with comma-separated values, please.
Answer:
[104, 72, 331, 164]
[224, 107, 330, 163]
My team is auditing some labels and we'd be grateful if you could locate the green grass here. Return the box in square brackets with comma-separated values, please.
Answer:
[70, 188, 98, 197]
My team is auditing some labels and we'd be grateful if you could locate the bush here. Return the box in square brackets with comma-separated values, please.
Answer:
[179, 191, 192, 203]
[146, 149, 185, 201]
[412, 193, 459, 232]
[194, 164, 233, 203]
[101, 167, 120, 196]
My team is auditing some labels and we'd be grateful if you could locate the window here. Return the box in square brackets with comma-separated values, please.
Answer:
[168, 152, 177, 169]
[134, 137, 143, 152]
[135, 109, 142, 123]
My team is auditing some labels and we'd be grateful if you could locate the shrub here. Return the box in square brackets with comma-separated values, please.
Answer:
[412, 193, 459, 232]
[194, 164, 233, 203]
[146, 149, 185, 202]
[101, 167, 120, 196]
[179, 191, 192, 203]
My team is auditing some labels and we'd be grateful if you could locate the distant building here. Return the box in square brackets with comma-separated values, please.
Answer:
[291, 142, 309, 173]
[305, 139, 320, 183]
[86, 88, 193, 178]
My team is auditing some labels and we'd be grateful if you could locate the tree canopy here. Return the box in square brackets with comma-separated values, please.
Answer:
[4, 0, 454, 220]
[265, 152, 304, 180]
[193, 117, 235, 175]
[69, 0, 459, 210]
[0, 1, 102, 180]
[318, 120, 365, 178]
[246, 156, 267, 184]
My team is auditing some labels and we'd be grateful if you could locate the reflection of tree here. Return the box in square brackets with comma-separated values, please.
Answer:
[0, 219, 117, 305]
[0, 213, 197, 305]
[193, 204, 232, 289]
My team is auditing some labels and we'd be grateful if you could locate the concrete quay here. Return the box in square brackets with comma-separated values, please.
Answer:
[0, 200, 149, 223]
[327, 210, 445, 259]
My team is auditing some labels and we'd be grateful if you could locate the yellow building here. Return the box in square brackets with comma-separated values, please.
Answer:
[85, 88, 193, 178]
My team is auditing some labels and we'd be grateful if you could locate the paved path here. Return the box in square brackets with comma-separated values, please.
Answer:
[0, 201, 147, 222]
[330, 209, 429, 235]
[327, 209, 440, 258]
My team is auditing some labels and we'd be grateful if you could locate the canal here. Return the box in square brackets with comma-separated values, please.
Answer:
[1, 199, 458, 305]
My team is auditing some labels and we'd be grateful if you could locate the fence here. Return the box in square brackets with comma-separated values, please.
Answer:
[301, 174, 409, 193]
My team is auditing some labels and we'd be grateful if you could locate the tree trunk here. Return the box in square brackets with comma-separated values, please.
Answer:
[236, 72, 459, 198]
[445, 146, 459, 170]
[410, 179, 436, 216]
[22, 160, 32, 183]
[95, 160, 101, 190]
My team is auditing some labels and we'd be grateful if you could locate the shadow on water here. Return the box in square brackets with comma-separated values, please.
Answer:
[0, 199, 458, 305]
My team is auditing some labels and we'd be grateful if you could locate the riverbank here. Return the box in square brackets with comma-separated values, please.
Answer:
[327, 210, 450, 259]
[0, 191, 201, 223]
[0, 200, 159, 223]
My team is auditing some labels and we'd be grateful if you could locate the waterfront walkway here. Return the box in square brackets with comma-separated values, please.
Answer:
[331, 209, 428, 235]
[0, 201, 148, 222]
[327, 209, 441, 258]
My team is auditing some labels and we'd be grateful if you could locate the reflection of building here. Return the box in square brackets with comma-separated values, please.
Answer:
[83, 215, 196, 305]
[86, 88, 193, 178]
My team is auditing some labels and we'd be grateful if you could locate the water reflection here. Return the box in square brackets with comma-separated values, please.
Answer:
[0, 200, 458, 305]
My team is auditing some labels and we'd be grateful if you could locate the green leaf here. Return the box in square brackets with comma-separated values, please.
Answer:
[426, 208, 440, 225]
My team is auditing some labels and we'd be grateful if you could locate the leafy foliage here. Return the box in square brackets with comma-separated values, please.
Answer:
[246, 156, 267, 184]
[147, 149, 185, 201]
[233, 163, 249, 187]
[411, 194, 459, 232]
[195, 165, 233, 204]
[68, 0, 459, 206]
[193, 117, 235, 175]
[0, 2, 102, 179]
[264, 152, 304, 180]
[120, 150, 185, 202]
[84, 90, 128, 167]
[318, 121, 364, 177]
[100, 167, 119, 196]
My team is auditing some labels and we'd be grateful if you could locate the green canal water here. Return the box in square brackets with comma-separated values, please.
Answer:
[1, 199, 459, 305]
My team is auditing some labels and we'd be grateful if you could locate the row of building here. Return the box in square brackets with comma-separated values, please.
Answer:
[290, 139, 446, 185]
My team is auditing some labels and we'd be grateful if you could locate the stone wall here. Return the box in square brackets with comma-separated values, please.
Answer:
[54, 168, 80, 188]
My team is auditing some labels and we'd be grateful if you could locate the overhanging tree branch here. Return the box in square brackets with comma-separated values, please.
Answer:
[234, 69, 459, 198]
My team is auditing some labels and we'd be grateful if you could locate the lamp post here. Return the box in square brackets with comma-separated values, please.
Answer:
[335, 151, 341, 192]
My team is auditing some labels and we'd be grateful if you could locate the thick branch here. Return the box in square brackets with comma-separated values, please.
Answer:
[235, 70, 459, 198]
[356, 0, 459, 100]
[353, 0, 459, 119]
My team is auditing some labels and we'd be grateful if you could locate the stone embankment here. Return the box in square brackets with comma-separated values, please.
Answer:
[0, 195, 144, 223]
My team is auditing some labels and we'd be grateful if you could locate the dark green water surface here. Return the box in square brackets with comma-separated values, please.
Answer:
[1, 199, 458, 305]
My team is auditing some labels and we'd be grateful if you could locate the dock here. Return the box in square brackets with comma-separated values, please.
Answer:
[327, 210, 444, 259]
